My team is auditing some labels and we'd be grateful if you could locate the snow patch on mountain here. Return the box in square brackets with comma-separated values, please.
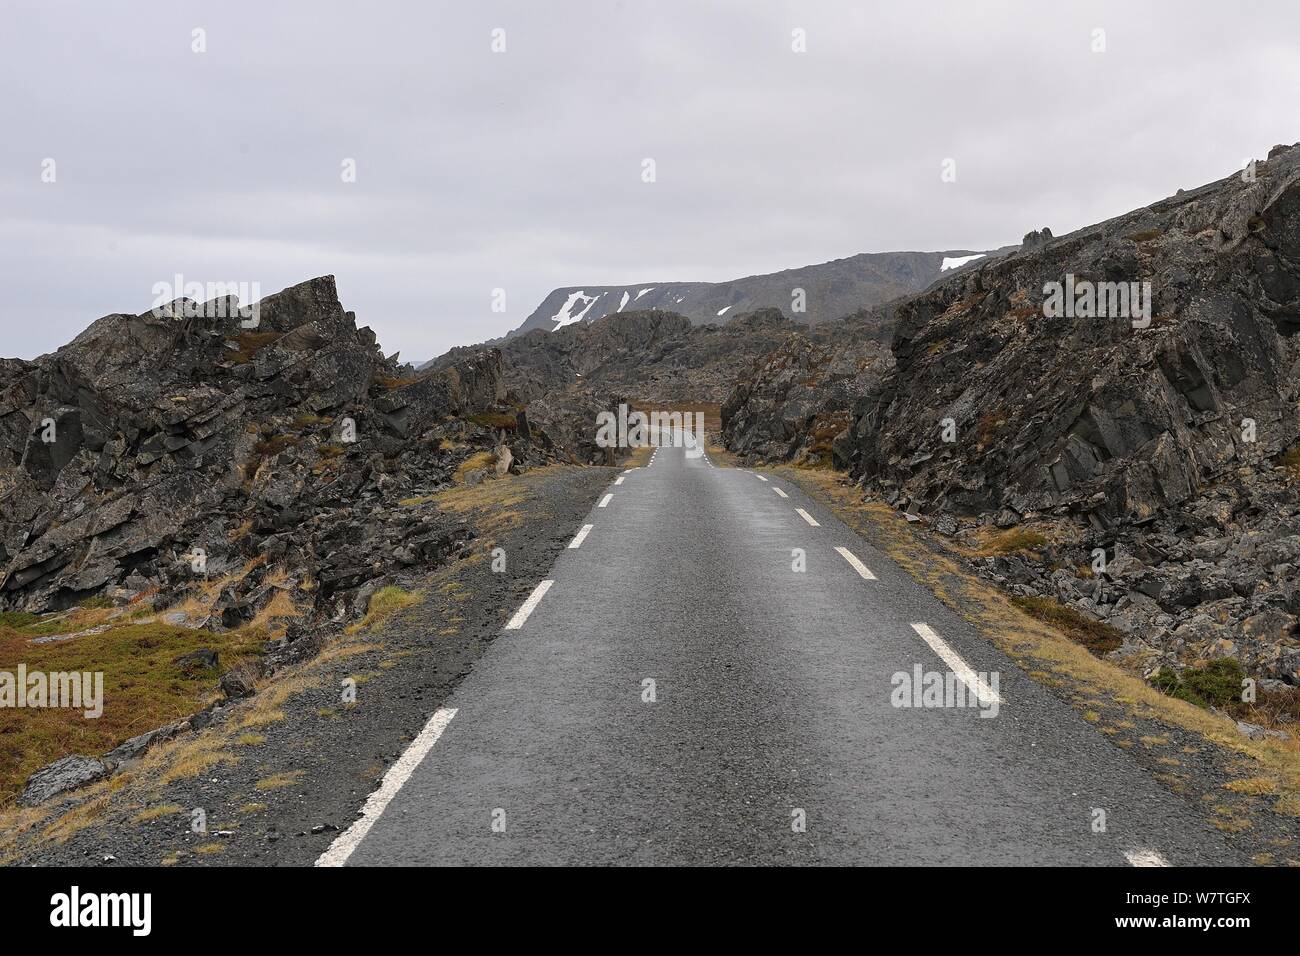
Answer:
[940, 254, 985, 271]
[553, 290, 601, 328]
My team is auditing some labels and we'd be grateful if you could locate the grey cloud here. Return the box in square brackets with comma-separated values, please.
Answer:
[2, 0, 1298, 360]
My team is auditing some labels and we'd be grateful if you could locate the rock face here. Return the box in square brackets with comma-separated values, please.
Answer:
[432, 306, 820, 452]
[721, 325, 893, 463]
[0, 277, 570, 622]
[506, 307, 810, 404]
[842, 146, 1300, 527]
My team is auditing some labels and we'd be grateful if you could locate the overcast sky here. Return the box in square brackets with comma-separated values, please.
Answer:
[3, 0, 1298, 361]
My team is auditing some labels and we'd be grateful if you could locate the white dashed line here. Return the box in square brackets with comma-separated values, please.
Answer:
[505, 580, 554, 630]
[1124, 848, 1170, 867]
[754, 474, 769, 482]
[598, 494, 613, 508]
[796, 508, 820, 527]
[773, 487, 788, 498]
[909, 622, 1003, 704]
[614, 476, 625, 485]
[568, 524, 593, 549]
[315, 706, 458, 867]
[834, 546, 877, 580]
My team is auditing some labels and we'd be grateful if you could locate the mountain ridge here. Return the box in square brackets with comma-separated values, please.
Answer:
[508, 247, 999, 337]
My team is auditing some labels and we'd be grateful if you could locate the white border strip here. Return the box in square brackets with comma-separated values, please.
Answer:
[598, 494, 613, 508]
[505, 580, 554, 630]
[568, 524, 594, 549]
[909, 622, 1003, 704]
[773, 487, 788, 498]
[1124, 848, 1170, 867]
[316, 707, 458, 867]
[835, 546, 877, 580]
[796, 508, 820, 527]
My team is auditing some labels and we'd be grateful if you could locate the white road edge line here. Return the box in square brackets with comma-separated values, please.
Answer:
[796, 508, 820, 527]
[755, 474, 769, 482]
[1124, 848, 1170, 867]
[505, 579, 554, 630]
[773, 487, 789, 498]
[316, 706, 458, 867]
[614, 476, 625, 485]
[598, 494, 613, 508]
[834, 546, 877, 580]
[568, 524, 594, 549]
[909, 622, 1003, 705]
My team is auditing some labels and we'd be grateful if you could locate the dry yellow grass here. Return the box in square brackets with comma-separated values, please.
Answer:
[1225, 777, 1279, 795]
[453, 450, 497, 484]
[132, 803, 183, 823]
[42, 793, 111, 843]
[156, 737, 240, 785]
[254, 770, 304, 791]
[346, 585, 421, 636]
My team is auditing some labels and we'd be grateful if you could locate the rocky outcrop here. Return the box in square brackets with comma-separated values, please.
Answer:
[721, 331, 892, 463]
[842, 145, 1300, 529]
[0, 277, 572, 623]
[723, 144, 1300, 689]
[436, 307, 806, 408]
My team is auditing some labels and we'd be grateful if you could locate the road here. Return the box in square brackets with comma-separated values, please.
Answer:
[320, 442, 1242, 866]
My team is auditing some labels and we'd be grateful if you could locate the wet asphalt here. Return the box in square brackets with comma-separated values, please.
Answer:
[342, 445, 1244, 866]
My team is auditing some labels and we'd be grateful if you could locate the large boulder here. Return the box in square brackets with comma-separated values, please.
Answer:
[20, 755, 110, 806]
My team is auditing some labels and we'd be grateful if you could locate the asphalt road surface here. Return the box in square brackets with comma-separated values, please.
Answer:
[322, 443, 1243, 866]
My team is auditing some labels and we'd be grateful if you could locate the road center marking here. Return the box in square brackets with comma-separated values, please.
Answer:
[1124, 848, 1170, 867]
[598, 494, 613, 508]
[909, 622, 1003, 705]
[834, 546, 877, 580]
[505, 580, 554, 630]
[796, 508, 820, 527]
[773, 487, 788, 498]
[568, 524, 593, 549]
[315, 707, 458, 867]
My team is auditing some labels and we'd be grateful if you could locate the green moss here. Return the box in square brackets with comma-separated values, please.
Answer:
[468, 411, 519, 431]
[1127, 228, 1162, 243]
[1010, 595, 1124, 656]
[1149, 658, 1246, 708]
[229, 331, 282, 364]
[253, 435, 298, 457]
[979, 527, 1049, 555]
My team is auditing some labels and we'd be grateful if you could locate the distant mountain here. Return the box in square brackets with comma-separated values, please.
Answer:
[509, 249, 995, 337]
